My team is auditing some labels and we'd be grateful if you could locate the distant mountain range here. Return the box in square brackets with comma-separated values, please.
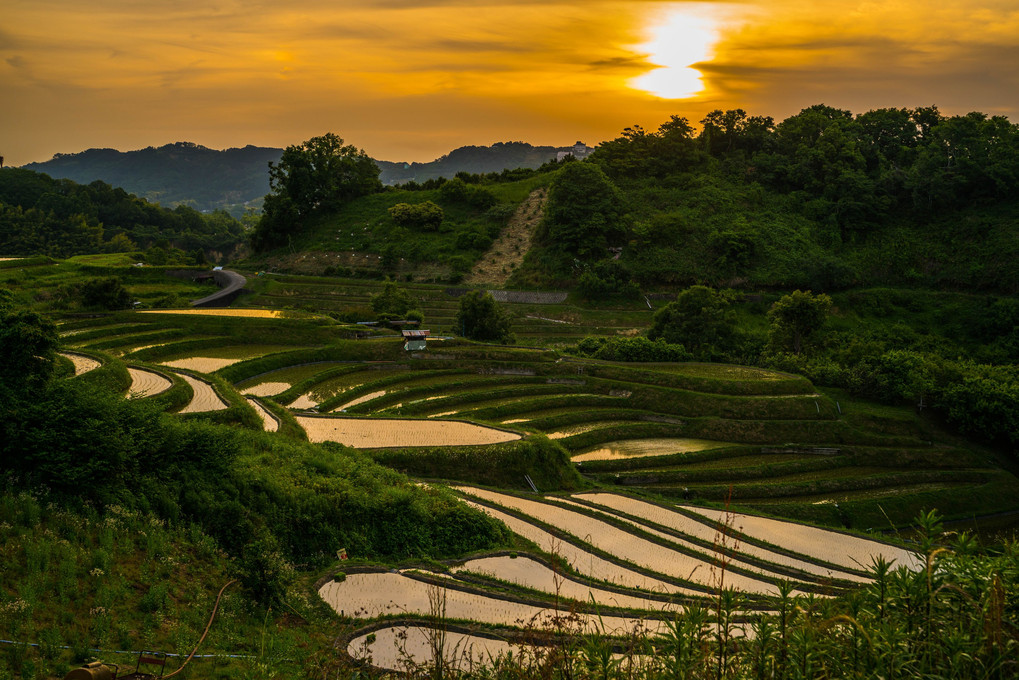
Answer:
[22, 140, 584, 214]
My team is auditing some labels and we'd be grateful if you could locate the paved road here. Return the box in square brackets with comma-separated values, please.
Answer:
[190, 269, 247, 307]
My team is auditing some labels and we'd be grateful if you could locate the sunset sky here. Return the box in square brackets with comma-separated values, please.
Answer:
[4, 0, 1019, 166]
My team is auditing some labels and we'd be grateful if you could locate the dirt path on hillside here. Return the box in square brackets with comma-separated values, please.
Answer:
[464, 188, 546, 286]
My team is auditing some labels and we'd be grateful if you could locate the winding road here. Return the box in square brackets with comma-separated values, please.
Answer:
[190, 269, 246, 307]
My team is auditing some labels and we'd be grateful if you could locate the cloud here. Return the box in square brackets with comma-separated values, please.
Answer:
[2, 0, 1017, 166]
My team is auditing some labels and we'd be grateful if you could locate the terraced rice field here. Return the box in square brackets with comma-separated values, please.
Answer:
[347, 625, 515, 673]
[320, 572, 669, 636]
[235, 362, 349, 395]
[676, 503, 921, 571]
[190, 345, 1009, 530]
[162, 357, 243, 372]
[567, 494, 879, 581]
[296, 416, 521, 447]
[159, 345, 295, 373]
[125, 367, 173, 399]
[137, 308, 284, 318]
[241, 381, 291, 397]
[246, 398, 279, 432]
[60, 352, 101, 375]
[330, 484, 922, 670]
[453, 555, 684, 613]
[457, 487, 791, 596]
[175, 373, 228, 413]
[573, 438, 734, 462]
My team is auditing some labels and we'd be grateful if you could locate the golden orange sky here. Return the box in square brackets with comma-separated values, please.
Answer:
[4, 0, 1018, 166]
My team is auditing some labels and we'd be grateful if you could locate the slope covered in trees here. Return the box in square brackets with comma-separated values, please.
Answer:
[0, 168, 245, 259]
[515, 105, 1019, 294]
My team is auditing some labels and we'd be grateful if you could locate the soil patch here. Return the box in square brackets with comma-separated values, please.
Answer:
[464, 188, 545, 286]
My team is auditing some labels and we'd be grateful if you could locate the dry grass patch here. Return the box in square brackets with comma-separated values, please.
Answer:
[464, 188, 545, 286]
[296, 416, 521, 447]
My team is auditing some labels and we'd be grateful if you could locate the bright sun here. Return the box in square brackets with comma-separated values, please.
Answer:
[630, 6, 720, 99]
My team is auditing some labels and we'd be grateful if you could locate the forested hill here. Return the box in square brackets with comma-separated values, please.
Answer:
[0, 168, 245, 260]
[517, 105, 1019, 295]
[23, 141, 578, 214]
[22, 142, 282, 215]
[375, 141, 569, 184]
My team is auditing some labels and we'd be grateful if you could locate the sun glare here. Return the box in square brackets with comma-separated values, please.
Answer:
[630, 6, 721, 100]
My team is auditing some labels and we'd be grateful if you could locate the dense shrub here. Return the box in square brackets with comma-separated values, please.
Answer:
[388, 200, 444, 230]
[576, 336, 692, 362]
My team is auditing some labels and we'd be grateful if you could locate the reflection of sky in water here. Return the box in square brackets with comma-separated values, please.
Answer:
[573, 438, 728, 462]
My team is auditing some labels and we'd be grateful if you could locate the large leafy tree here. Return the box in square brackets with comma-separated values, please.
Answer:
[455, 291, 512, 343]
[648, 285, 737, 356]
[0, 288, 58, 392]
[536, 162, 625, 263]
[767, 289, 832, 355]
[253, 133, 381, 250]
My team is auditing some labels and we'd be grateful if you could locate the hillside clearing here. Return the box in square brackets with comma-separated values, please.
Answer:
[464, 188, 546, 286]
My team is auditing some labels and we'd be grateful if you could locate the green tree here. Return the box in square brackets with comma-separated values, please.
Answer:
[536, 162, 625, 263]
[78, 276, 132, 310]
[252, 133, 381, 250]
[0, 288, 58, 391]
[370, 281, 416, 317]
[648, 285, 736, 356]
[455, 291, 512, 343]
[767, 290, 832, 355]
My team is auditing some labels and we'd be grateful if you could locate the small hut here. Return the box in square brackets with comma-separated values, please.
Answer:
[401, 329, 430, 351]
